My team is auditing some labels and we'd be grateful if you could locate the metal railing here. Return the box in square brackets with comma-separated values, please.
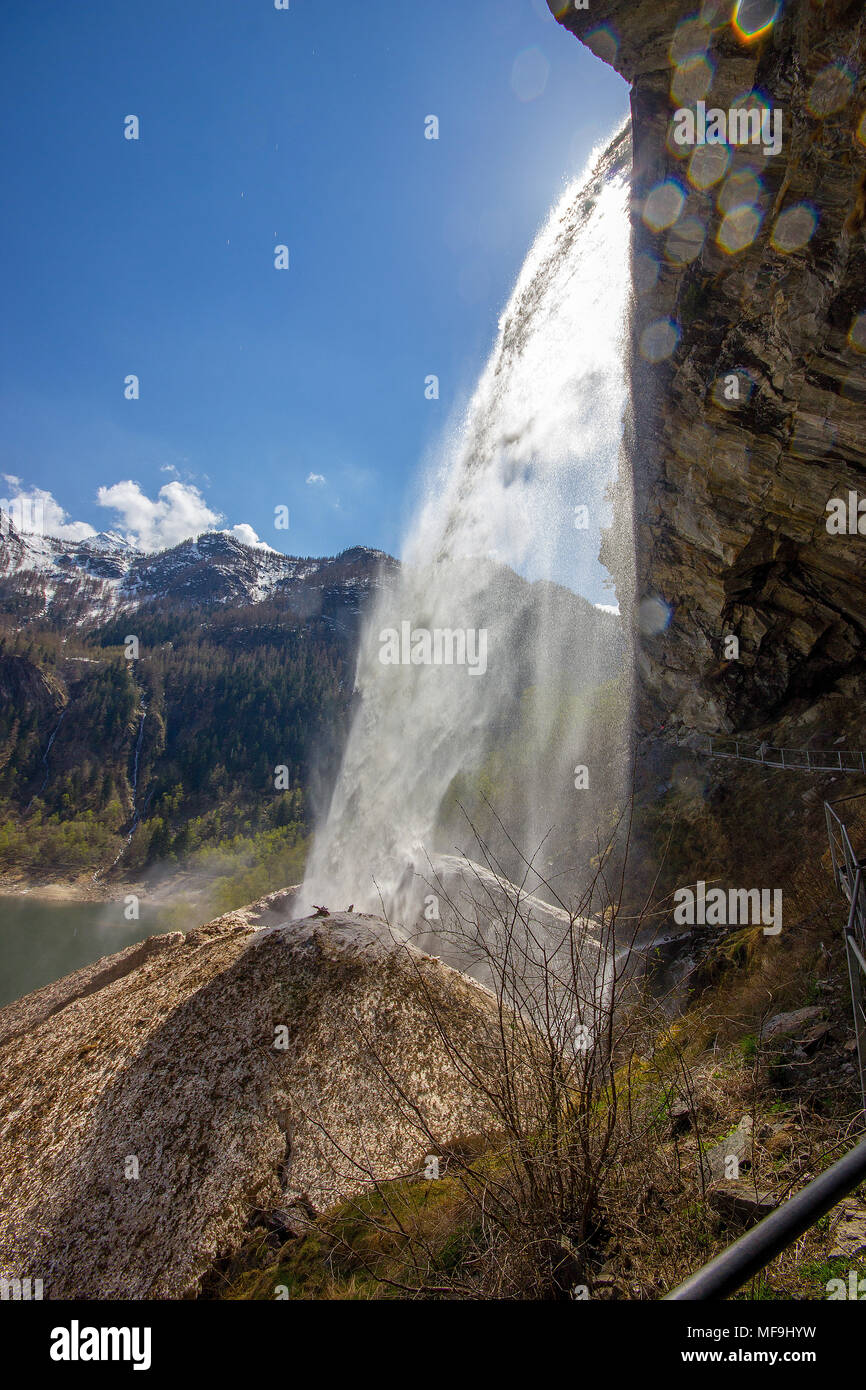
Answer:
[665, 1135, 866, 1299]
[826, 793, 866, 1118]
[656, 754, 866, 1300]
[675, 730, 866, 774]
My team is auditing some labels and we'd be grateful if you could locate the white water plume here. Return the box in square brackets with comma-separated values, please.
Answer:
[297, 127, 633, 926]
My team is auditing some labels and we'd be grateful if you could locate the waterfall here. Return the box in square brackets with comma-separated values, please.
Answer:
[33, 707, 68, 802]
[297, 126, 633, 927]
[94, 698, 147, 879]
[129, 701, 147, 834]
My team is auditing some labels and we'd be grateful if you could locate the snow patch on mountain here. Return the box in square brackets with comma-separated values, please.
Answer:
[0, 511, 397, 625]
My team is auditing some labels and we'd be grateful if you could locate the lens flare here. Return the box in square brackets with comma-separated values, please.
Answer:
[583, 25, 619, 67]
[666, 119, 693, 163]
[848, 313, 866, 354]
[770, 202, 818, 253]
[717, 203, 762, 253]
[807, 63, 855, 119]
[670, 18, 712, 67]
[634, 252, 661, 294]
[637, 596, 672, 636]
[671, 55, 715, 105]
[730, 86, 771, 119]
[732, 0, 781, 43]
[510, 47, 550, 104]
[665, 216, 707, 266]
[642, 179, 686, 232]
[639, 318, 680, 363]
[688, 143, 732, 191]
[717, 169, 764, 214]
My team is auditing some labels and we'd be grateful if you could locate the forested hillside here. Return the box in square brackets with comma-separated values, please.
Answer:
[0, 529, 394, 904]
[0, 520, 626, 913]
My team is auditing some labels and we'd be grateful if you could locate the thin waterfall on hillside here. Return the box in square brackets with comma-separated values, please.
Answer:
[296, 126, 634, 929]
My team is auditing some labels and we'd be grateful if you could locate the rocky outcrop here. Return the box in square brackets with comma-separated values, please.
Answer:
[0, 893, 501, 1299]
[553, 0, 866, 735]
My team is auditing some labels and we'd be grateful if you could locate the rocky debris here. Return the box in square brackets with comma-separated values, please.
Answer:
[761, 1007, 824, 1042]
[668, 1098, 693, 1136]
[829, 1199, 866, 1258]
[799, 1021, 832, 1054]
[708, 1183, 776, 1228]
[259, 1198, 318, 1242]
[0, 900, 503, 1299]
[765, 1125, 795, 1159]
[702, 1114, 754, 1183]
[0, 929, 187, 1049]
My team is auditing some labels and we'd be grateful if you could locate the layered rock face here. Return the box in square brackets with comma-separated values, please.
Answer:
[553, 0, 866, 735]
[0, 896, 500, 1299]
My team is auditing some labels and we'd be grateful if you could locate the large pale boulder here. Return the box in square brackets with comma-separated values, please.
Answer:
[0, 890, 501, 1299]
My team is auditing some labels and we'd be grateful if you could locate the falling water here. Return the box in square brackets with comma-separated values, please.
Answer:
[29, 707, 68, 807]
[297, 126, 633, 927]
[129, 701, 147, 834]
[95, 699, 147, 879]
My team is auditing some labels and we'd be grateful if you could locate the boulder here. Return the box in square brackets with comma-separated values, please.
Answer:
[708, 1183, 776, 1228]
[761, 1007, 823, 1043]
[702, 1115, 754, 1183]
[0, 895, 503, 1299]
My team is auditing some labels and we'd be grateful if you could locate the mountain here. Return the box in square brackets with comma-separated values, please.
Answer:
[0, 515, 623, 899]
[0, 521, 399, 890]
[0, 512, 397, 631]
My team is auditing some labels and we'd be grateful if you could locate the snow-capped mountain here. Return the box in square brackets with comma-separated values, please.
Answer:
[0, 511, 397, 628]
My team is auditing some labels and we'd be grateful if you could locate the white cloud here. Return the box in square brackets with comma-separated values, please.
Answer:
[227, 523, 275, 551]
[1, 477, 277, 555]
[96, 479, 224, 551]
[0, 481, 96, 541]
[306, 472, 326, 486]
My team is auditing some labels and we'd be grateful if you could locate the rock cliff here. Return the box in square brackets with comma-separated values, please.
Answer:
[553, 0, 866, 736]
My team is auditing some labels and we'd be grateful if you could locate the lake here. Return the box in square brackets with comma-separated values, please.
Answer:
[0, 896, 183, 1009]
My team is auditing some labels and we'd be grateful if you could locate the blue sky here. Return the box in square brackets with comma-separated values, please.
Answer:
[0, 0, 627, 560]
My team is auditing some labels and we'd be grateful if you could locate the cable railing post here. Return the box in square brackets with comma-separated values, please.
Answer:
[826, 801, 839, 885]
[845, 870, 866, 1118]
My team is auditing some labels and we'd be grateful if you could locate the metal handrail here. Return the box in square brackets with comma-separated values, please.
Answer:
[676, 731, 866, 774]
[825, 799, 866, 1117]
[665, 1136, 866, 1300]
[659, 762, 866, 1300]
